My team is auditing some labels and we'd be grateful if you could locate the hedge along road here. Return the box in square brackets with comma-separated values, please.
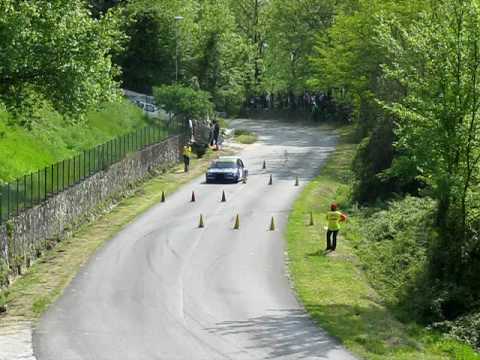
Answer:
[33, 119, 356, 360]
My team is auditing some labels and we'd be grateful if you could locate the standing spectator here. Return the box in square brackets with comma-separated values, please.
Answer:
[183, 143, 192, 172]
[325, 203, 347, 251]
[207, 120, 214, 146]
[211, 120, 220, 150]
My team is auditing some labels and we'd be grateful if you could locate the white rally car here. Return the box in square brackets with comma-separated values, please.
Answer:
[206, 157, 248, 183]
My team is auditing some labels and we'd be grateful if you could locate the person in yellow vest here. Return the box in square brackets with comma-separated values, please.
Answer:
[325, 203, 347, 251]
[183, 143, 192, 172]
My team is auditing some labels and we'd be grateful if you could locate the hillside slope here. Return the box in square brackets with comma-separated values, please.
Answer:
[0, 100, 147, 183]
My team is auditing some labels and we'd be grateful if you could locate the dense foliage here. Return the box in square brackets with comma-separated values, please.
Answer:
[153, 85, 213, 120]
[2, 0, 480, 351]
[307, 0, 480, 349]
[116, 0, 253, 115]
[0, 0, 124, 120]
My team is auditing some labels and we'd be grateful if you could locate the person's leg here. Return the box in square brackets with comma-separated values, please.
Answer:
[326, 230, 332, 250]
[184, 156, 188, 172]
[332, 231, 338, 251]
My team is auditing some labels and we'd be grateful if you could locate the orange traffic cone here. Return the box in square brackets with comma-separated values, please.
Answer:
[191, 191, 196, 202]
[221, 190, 227, 202]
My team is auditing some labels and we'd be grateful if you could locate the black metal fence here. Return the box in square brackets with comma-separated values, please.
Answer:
[0, 119, 184, 224]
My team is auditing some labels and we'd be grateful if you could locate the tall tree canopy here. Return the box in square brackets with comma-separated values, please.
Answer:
[262, 0, 336, 95]
[0, 0, 124, 118]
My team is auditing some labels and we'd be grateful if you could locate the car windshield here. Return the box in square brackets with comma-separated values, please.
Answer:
[211, 161, 237, 169]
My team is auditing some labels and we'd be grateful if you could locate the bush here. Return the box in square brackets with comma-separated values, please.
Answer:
[234, 129, 257, 144]
[234, 129, 251, 136]
[351, 195, 480, 350]
[352, 118, 421, 204]
[436, 313, 480, 351]
[352, 196, 436, 309]
[192, 143, 208, 158]
[153, 85, 213, 121]
[236, 134, 257, 144]
[0, 258, 9, 288]
[0, 290, 7, 313]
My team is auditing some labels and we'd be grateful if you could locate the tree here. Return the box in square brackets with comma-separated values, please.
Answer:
[153, 84, 213, 120]
[117, 0, 198, 93]
[308, 0, 427, 201]
[229, 0, 269, 94]
[263, 0, 336, 96]
[378, 0, 480, 318]
[0, 0, 124, 119]
[194, 0, 253, 114]
[88, 0, 125, 17]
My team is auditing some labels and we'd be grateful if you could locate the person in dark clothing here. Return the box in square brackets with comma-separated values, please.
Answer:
[211, 120, 220, 150]
[183, 143, 192, 172]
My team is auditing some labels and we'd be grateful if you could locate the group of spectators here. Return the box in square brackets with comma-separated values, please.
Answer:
[247, 92, 352, 122]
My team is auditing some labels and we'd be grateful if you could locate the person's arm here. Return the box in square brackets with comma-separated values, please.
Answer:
[340, 213, 347, 222]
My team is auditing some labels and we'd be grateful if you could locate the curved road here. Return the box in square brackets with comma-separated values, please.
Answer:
[34, 119, 356, 360]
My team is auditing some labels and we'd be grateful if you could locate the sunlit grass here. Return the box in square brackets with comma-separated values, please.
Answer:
[234, 128, 258, 144]
[286, 126, 479, 359]
[0, 100, 147, 183]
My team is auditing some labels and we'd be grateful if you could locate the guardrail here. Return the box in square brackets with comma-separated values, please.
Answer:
[0, 119, 184, 224]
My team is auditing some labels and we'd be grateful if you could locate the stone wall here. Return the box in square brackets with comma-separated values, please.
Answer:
[0, 135, 182, 270]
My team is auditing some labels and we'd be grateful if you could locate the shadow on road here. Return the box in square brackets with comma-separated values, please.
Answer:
[207, 309, 347, 359]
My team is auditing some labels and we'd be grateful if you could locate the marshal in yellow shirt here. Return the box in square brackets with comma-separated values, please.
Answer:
[326, 211, 346, 231]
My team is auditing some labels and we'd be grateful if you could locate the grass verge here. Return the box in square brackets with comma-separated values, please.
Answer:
[0, 149, 224, 324]
[286, 126, 479, 360]
[234, 128, 258, 144]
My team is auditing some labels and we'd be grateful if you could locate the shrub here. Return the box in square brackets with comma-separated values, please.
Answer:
[192, 143, 208, 158]
[436, 312, 480, 351]
[0, 290, 7, 313]
[352, 196, 436, 309]
[234, 129, 250, 136]
[234, 129, 257, 144]
[0, 258, 9, 288]
[153, 85, 213, 121]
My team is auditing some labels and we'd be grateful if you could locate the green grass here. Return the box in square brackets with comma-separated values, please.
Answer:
[0, 99, 148, 183]
[286, 126, 479, 360]
[234, 128, 258, 144]
[0, 149, 224, 323]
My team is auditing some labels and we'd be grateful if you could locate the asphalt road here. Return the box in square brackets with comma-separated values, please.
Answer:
[33, 119, 356, 360]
